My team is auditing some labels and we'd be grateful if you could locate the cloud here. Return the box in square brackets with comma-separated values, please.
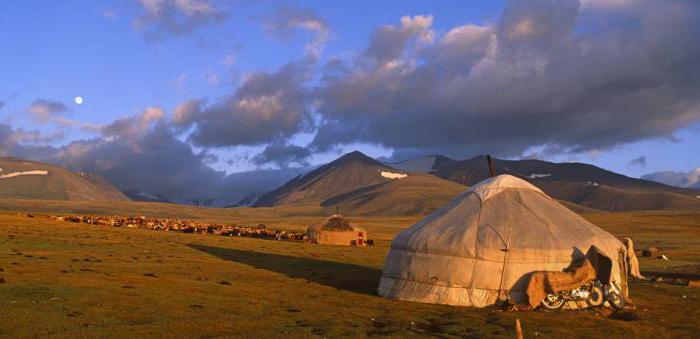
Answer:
[642, 168, 700, 188]
[2, 110, 222, 201]
[264, 7, 330, 58]
[629, 156, 646, 167]
[134, 0, 226, 40]
[1, 109, 303, 204]
[25, 99, 100, 133]
[221, 53, 236, 67]
[365, 15, 434, 64]
[172, 99, 205, 128]
[0, 101, 5, 111]
[580, 0, 636, 11]
[177, 60, 314, 147]
[167, 9, 328, 151]
[102, 107, 165, 139]
[28, 99, 70, 123]
[252, 141, 311, 167]
[45, 108, 229, 201]
[0, 123, 63, 159]
[169, 73, 188, 88]
[311, 0, 700, 159]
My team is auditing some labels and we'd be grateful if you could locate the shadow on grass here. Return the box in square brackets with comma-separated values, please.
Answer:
[188, 244, 382, 295]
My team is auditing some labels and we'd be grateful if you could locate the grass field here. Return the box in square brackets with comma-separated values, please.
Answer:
[1, 202, 699, 338]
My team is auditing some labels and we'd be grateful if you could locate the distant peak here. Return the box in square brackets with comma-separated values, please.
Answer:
[343, 150, 369, 158]
[335, 150, 376, 163]
[468, 154, 488, 160]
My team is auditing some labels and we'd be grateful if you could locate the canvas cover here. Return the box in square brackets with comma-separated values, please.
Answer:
[624, 237, 644, 279]
[525, 246, 609, 308]
[378, 175, 626, 307]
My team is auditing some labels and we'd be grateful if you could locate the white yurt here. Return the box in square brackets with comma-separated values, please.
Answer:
[377, 174, 628, 307]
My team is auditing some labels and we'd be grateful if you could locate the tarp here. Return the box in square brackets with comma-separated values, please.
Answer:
[525, 246, 610, 308]
[625, 237, 644, 279]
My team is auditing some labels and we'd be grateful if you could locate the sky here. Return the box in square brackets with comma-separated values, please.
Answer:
[1, 0, 699, 201]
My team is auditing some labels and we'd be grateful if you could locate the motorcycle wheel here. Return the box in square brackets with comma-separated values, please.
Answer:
[541, 294, 565, 310]
[607, 291, 625, 310]
[587, 285, 604, 307]
[606, 283, 626, 310]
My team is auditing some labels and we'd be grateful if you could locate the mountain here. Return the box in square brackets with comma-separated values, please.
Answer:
[226, 192, 261, 208]
[426, 155, 700, 211]
[254, 151, 400, 206]
[254, 151, 466, 215]
[642, 168, 700, 189]
[389, 155, 454, 173]
[123, 190, 170, 203]
[319, 173, 466, 216]
[0, 157, 129, 201]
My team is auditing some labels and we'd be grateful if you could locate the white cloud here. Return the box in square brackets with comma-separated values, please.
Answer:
[221, 54, 236, 67]
[264, 7, 330, 58]
[134, 0, 226, 39]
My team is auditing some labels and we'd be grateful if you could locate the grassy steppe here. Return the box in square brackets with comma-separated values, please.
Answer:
[1, 202, 699, 338]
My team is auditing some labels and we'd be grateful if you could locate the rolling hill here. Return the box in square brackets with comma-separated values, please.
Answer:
[254, 151, 466, 215]
[397, 155, 700, 211]
[0, 157, 129, 201]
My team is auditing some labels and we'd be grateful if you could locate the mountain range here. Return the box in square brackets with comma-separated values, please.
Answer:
[391, 155, 700, 211]
[2, 153, 699, 214]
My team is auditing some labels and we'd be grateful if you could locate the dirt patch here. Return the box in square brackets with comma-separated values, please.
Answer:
[610, 311, 640, 322]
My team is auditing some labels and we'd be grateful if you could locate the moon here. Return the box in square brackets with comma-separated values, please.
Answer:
[74, 96, 84, 105]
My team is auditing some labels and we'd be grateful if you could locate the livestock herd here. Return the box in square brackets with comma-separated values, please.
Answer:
[49, 214, 306, 241]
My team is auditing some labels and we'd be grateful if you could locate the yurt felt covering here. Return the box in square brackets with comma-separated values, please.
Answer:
[377, 175, 626, 307]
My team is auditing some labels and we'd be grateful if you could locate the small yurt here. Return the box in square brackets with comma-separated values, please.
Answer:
[378, 174, 628, 307]
[307, 214, 367, 246]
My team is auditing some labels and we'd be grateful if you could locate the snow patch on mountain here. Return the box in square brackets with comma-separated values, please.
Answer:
[0, 170, 49, 179]
[381, 171, 408, 179]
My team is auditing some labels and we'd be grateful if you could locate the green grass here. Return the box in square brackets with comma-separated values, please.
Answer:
[1, 204, 700, 337]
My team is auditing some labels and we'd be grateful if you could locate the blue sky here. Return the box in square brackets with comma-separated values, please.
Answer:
[1, 0, 699, 199]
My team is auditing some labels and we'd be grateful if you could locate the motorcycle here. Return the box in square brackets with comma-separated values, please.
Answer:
[541, 280, 625, 310]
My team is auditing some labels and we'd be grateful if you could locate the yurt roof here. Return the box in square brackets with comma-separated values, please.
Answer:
[469, 174, 546, 201]
[390, 174, 623, 259]
[309, 214, 364, 232]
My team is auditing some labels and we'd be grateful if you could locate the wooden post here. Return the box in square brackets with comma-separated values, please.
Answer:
[515, 318, 523, 339]
[497, 224, 512, 301]
[486, 155, 496, 177]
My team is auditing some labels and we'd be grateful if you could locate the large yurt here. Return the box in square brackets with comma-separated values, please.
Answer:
[307, 214, 368, 246]
[378, 174, 628, 307]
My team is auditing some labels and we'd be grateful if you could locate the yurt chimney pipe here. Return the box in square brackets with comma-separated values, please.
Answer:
[486, 155, 496, 177]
